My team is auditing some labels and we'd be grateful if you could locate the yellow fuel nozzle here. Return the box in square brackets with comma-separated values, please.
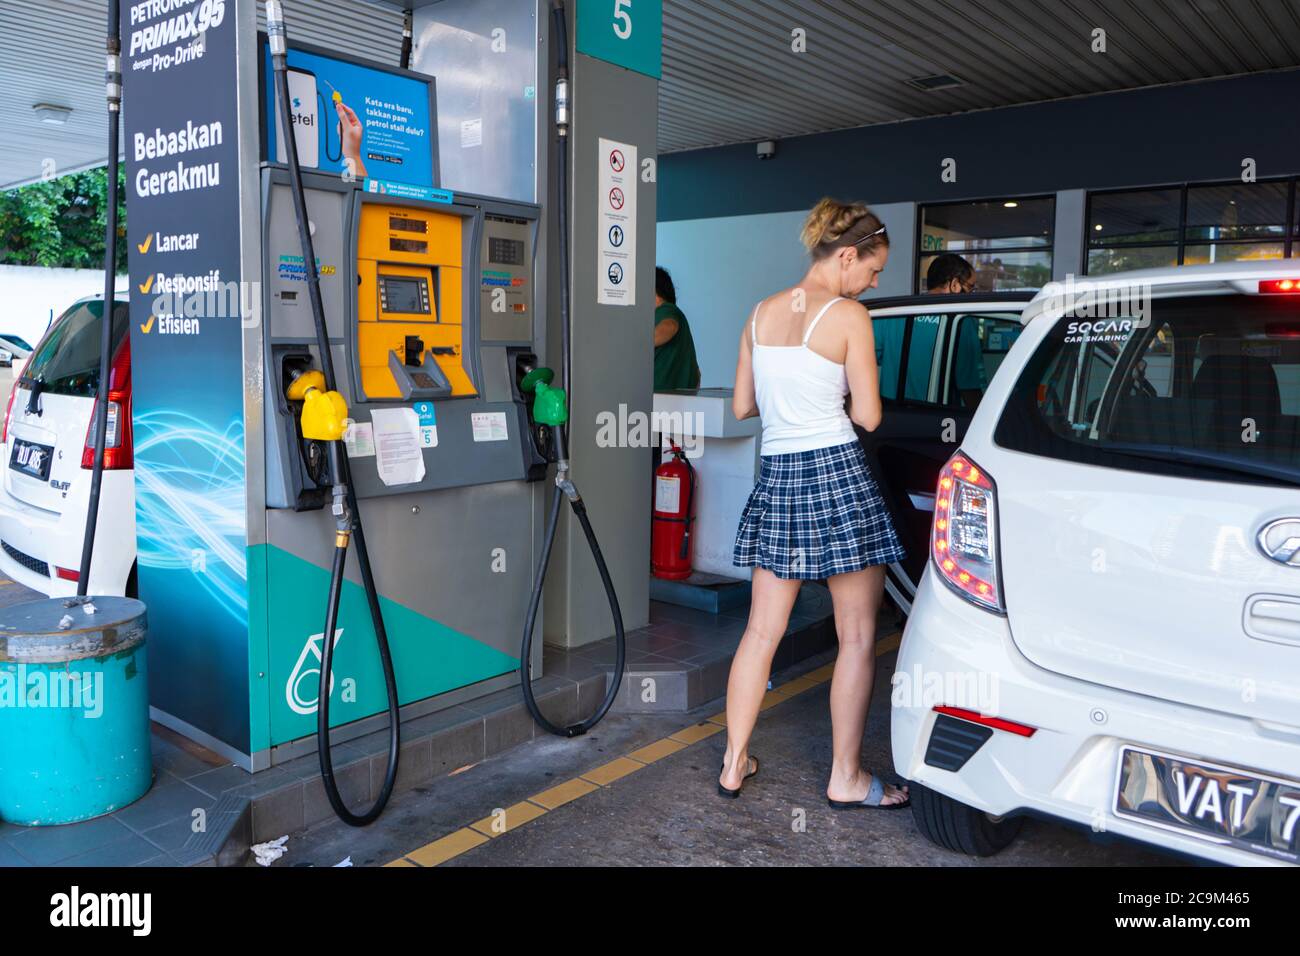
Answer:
[286, 368, 327, 402]
[301, 387, 349, 441]
[287, 369, 349, 441]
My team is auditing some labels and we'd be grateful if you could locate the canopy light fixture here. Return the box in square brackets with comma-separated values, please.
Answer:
[907, 73, 963, 91]
[33, 103, 73, 125]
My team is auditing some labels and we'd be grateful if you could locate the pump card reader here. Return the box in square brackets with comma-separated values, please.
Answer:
[357, 203, 477, 400]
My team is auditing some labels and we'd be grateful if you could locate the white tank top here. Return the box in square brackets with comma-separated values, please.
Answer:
[750, 296, 859, 456]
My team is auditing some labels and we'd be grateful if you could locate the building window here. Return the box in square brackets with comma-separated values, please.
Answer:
[1086, 179, 1296, 275]
[917, 197, 1054, 293]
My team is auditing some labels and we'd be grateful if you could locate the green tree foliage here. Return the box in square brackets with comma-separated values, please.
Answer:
[0, 166, 128, 273]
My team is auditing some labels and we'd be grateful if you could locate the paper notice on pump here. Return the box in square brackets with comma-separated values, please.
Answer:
[471, 412, 508, 442]
[461, 118, 482, 149]
[597, 138, 636, 306]
[343, 421, 375, 458]
[371, 407, 425, 486]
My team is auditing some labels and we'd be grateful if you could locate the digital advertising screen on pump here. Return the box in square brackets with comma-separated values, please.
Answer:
[261, 41, 438, 196]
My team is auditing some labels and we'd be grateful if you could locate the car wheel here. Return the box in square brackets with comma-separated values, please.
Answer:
[909, 782, 1023, 857]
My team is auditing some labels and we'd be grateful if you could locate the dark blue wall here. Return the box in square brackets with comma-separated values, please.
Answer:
[658, 70, 1300, 222]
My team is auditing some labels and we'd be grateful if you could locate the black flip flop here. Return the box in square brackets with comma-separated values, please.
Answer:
[827, 774, 910, 810]
[717, 756, 760, 799]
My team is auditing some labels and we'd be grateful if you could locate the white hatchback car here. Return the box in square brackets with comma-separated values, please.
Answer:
[0, 294, 135, 596]
[891, 260, 1300, 867]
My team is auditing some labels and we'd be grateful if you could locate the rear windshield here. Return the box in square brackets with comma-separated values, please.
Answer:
[995, 294, 1300, 487]
[20, 301, 129, 398]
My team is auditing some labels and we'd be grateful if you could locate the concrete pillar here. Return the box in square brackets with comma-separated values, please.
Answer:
[544, 4, 659, 647]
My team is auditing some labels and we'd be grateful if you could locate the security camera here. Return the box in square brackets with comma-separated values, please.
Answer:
[756, 140, 777, 161]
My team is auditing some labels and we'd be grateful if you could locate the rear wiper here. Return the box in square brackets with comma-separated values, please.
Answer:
[1102, 443, 1300, 487]
[24, 377, 44, 417]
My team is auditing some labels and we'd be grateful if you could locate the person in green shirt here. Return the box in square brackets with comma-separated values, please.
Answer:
[654, 267, 701, 391]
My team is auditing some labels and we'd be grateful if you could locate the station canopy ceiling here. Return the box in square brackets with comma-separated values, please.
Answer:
[3, 0, 1300, 187]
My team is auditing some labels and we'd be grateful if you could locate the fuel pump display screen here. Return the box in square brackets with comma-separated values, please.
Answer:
[390, 216, 427, 234]
[488, 237, 525, 266]
[379, 276, 430, 315]
[390, 237, 428, 255]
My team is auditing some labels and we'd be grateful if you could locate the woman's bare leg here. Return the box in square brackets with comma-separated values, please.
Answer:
[720, 568, 801, 790]
[824, 566, 908, 805]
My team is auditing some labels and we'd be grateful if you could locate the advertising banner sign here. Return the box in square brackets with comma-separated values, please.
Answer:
[121, 0, 251, 751]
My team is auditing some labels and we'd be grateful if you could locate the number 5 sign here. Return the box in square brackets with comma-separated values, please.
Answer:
[576, 0, 663, 79]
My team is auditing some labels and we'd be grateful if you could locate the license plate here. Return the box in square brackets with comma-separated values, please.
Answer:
[1115, 746, 1300, 864]
[9, 438, 53, 481]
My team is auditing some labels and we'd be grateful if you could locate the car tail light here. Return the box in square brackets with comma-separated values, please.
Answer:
[54, 566, 80, 582]
[1, 383, 16, 444]
[1258, 279, 1300, 294]
[932, 452, 1004, 613]
[81, 335, 132, 470]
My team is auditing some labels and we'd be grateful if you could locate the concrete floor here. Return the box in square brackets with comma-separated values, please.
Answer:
[276, 644, 1178, 868]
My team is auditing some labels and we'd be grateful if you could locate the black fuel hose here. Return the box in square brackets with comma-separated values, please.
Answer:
[78, 0, 121, 594]
[518, 1, 627, 737]
[400, 11, 413, 69]
[268, 0, 399, 826]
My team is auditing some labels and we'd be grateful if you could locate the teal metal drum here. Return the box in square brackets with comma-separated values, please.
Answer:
[0, 597, 153, 826]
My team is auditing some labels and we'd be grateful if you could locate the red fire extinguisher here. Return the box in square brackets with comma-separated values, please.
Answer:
[652, 440, 695, 580]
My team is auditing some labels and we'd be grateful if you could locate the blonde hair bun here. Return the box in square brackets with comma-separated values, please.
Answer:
[800, 197, 887, 259]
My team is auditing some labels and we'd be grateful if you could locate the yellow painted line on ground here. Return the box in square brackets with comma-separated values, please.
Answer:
[803, 662, 837, 683]
[774, 675, 820, 696]
[388, 627, 909, 866]
[757, 689, 788, 711]
[627, 737, 688, 764]
[404, 827, 489, 867]
[580, 756, 645, 786]
[529, 777, 600, 810]
[669, 721, 724, 745]
[470, 800, 548, 838]
[876, 630, 902, 655]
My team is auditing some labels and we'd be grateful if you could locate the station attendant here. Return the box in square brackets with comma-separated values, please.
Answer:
[654, 267, 701, 390]
[722, 198, 909, 809]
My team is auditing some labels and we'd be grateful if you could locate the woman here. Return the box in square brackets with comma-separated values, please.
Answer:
[721, 198, 909, 809]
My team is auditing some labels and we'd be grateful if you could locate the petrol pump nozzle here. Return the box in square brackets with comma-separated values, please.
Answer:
[286, 368, 349, 443]
[519, 366, 568, 428]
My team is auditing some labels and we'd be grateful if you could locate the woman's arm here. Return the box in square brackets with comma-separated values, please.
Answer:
[844, 302, 883, 432]
[733, 322, 758, 420]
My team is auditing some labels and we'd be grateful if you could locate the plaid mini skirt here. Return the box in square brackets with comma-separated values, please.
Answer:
[733, 440, 906, 580]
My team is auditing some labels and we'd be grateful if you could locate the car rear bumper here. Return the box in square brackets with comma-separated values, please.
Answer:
[0, 471, 136, 597]
[893, 562, 1300, 867]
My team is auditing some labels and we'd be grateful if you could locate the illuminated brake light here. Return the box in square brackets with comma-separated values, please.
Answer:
[1258, 279, 1300, 294]
[933, 705, 1036, 738]
[931, 452, 1003, 613]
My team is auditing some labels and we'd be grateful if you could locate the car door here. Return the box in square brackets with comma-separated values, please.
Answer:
[859, 301, 1027, 614]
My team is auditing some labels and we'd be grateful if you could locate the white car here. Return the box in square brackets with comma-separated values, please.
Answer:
[890, 260, 1300, 867]
[0, 334, 33, 369]
[0, 294, 135, 596]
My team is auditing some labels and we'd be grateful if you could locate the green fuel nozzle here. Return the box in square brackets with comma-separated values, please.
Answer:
[519, 366, 568, 427]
